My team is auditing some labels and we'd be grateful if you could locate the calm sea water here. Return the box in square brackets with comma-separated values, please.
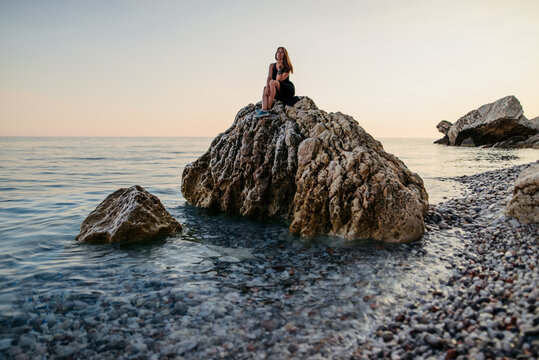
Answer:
[0, 136, 537, 340]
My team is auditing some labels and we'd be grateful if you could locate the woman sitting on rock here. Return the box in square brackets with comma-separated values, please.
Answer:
[255, 47, 295, 118]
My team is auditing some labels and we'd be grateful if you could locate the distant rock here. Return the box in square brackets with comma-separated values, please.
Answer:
[505, 162, 539, 224]
[76, 185, 182, 244]
[492, 133, 539, 148]
[433, 120, 452, 145]
[436, 96, 538, 148]
[433, 137, 449, 145]
[436, 120, 452, 135]
[181, 97, 429, 243]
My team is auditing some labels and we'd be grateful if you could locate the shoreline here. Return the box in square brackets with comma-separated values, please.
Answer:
[355, 161, 538, 359]
[0, 162, 537, 359]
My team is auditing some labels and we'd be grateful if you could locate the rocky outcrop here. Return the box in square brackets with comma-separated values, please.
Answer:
[505, 162, 539, 224]
[436, 96, 538, 148]
[433, 120, 453, 145]
[76, 185, 182, 244]
[436, 120, 452, 135]
[181, 97, 429, 243]
[492, 133, 539, 148]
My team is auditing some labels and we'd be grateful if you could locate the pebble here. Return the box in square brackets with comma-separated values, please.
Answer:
[424, 333, 443, 348]
[508, 219, 520, 228]
[55, 344, 80, 358]
[17, 335, 36, 350]
[378, 330, 394, 342]
[0, 339, 13, 351]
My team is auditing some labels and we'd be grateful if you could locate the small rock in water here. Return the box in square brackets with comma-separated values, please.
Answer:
[76, 185, 182, 244]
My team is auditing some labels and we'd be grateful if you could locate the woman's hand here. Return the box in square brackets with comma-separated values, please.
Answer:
[276, 64, 288, 81]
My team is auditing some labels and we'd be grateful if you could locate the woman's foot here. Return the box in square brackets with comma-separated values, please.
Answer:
[255, 110, 270, 118]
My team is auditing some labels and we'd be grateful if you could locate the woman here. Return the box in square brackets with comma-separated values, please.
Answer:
[255, 47, 295, 118]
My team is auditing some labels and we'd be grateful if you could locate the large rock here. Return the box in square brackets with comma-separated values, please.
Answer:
[181, 97, 428, 243]
[447, 95, 538, 147]
[76, 185, 182, 244]
[505, 162, 539, 224]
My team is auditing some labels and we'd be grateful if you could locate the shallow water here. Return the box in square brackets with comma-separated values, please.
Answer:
[0, 136, 537, 355]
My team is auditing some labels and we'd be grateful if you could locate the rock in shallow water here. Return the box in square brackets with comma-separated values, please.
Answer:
[76, 185, 182, 244]
[446, 95, 538, 147]
[181, 97, 428, 243]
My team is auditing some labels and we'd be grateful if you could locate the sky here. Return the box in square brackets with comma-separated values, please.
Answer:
[1, 0, 538, 138]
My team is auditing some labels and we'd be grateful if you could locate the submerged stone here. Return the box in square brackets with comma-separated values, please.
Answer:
[181, 97, 428, 243]
[76, 185, 182, 244]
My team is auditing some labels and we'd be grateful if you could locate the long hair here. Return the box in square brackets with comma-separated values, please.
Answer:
[275, 46, 294, 74]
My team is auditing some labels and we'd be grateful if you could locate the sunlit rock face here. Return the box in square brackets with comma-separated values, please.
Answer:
[181, 97, 428, 243]
[506, 162, 539, 224]
[446, 95, 538, 148]
[76, 185, 182, 244]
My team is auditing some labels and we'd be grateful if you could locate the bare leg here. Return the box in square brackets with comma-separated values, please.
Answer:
[262, 86, 269, 110]
[267, 80, 280, 110]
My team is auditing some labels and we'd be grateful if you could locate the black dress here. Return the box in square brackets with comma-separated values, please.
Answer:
[272, 63, 295, 102]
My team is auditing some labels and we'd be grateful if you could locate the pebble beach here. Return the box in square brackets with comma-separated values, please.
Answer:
[0, 161, 537, 359]
[356, 162, 538, 360]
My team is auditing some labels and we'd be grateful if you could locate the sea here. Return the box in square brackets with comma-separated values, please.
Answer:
[0, 136, 537, 353]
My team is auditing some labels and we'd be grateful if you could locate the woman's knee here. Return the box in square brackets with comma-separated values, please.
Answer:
[270, 80, 279, 93]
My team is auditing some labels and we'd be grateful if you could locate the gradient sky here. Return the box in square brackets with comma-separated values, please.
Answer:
[1, 0, 538, 138]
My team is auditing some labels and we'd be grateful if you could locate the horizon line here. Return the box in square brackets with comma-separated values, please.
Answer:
[0, 135, 439, 140]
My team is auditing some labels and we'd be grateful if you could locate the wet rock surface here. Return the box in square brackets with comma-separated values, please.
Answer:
[1, 164, 537, 359]
[437, 95, 538, 148]
[182, 97, 428, 243]
[76, 185, 182, 244]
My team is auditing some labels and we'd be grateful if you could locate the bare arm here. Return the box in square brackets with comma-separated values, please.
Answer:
[264, 63, 273, 96]
[275, 64, 289, 82]
[266, 63, 273, 85]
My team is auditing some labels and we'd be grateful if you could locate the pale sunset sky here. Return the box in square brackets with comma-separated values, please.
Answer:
[1, 0, 538, 138]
